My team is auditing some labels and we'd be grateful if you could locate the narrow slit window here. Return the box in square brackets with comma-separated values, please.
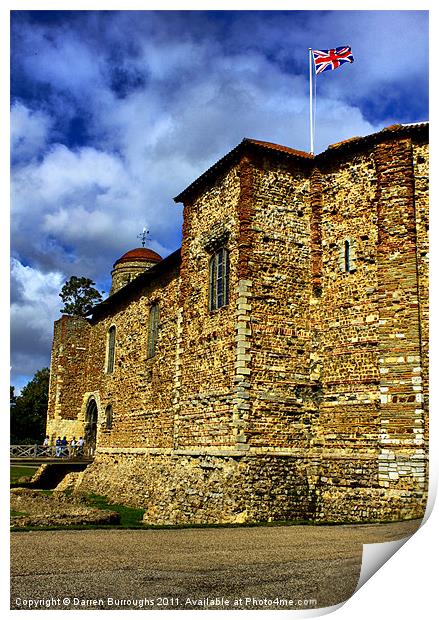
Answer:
[344, 240, 351, 272]
[105, 404, 113, 429]
[106, 326, 116, 373]
[147, 303, 160, 358]
[209, 248, 230, 311]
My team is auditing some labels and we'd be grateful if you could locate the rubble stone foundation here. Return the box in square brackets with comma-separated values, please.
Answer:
[75, 449, 427, 524]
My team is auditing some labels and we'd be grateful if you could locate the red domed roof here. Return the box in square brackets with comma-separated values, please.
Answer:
[114, 247, 162, 266]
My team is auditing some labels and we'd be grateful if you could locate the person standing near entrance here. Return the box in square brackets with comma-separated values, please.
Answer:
[77, 437, 84, 456]
[87, 439, 95, 457]
[61, 436, 68, 457]
[42, 435, 50, 456]
[55, 436, 61, 457]
[70, 437, 77, 457]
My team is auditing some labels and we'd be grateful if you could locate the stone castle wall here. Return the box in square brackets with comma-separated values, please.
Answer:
[46, 262, 180, 449]
[46, 316, 92, 441]
[247, 154, 315, 449]
[373, 138, 426, 492]
[176, 166, 242, 448]
[75, 450, 314, 525]
[75, 448, 425, 524]
[413, 140, 429, 448]
[47, 126, 428, 524]
[90, 265, 180, 449]
[315, 147, 380, 453]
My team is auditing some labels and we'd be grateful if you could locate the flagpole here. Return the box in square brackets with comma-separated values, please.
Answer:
[309, 48, 314, 155]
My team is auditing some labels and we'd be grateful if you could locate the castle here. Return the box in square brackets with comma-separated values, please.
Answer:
[46, 123, 429, 524]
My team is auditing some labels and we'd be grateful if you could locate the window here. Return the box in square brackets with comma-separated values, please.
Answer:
[340, 238, 356, 273]
[106, 326, 116, 373]
[105, 404, 113, 429]
[344, 240, 351, 272]
[209, 248, 230, 311]
[147, 303, 160, 358]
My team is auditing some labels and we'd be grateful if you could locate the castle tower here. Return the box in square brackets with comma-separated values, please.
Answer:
[110, 247, 162, 295]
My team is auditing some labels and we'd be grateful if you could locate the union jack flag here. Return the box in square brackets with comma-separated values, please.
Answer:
[312, 46, 354, 75]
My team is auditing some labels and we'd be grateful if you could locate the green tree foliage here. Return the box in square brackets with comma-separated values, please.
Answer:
[59, 275, 103, 316]
[10, 368, 50, 444]
[10, 385, 16, 406]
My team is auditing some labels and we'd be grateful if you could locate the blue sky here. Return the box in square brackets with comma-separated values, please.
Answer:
[10, 9, 429, 392]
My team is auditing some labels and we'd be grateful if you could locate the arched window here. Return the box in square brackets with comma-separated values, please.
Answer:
[105, 404, 113, 429]
[106, 325, 116, 373]
[147, 303, 160, 359]
[209, 248, 230, 311]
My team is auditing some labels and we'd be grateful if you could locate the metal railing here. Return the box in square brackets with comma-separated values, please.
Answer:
[10, 444, 94, 459]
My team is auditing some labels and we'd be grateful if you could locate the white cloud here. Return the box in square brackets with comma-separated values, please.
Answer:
[11, 258, 64, 315]
[139, 38, 207, 80]
[25, 144, 129, 203]
[10, 259, 65, 379]
[11, 139, 178, 281]
[11, 103, 52, 162]
[18, 23, 105, 97]
[10, 10, 428, 389]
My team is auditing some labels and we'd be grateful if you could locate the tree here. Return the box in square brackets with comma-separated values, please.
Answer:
[10, 368, 50, 444]
[59, 275, 103, 316]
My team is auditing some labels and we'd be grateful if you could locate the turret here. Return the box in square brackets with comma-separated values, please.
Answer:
[110, 247, 162, 295]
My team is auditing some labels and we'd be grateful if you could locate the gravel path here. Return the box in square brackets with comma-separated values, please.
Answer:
[11, 519, 421, 611]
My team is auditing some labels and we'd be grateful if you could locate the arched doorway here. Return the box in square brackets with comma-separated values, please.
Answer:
[84, 398, 98, 454]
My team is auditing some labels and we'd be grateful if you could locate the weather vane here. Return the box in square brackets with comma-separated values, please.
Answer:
[137, 227, 150, 247]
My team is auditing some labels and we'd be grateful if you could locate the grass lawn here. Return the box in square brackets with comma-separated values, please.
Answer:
[85, 493, 145, 528]
[10, 465, 39, 484]
[10, 490, 145, 531]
